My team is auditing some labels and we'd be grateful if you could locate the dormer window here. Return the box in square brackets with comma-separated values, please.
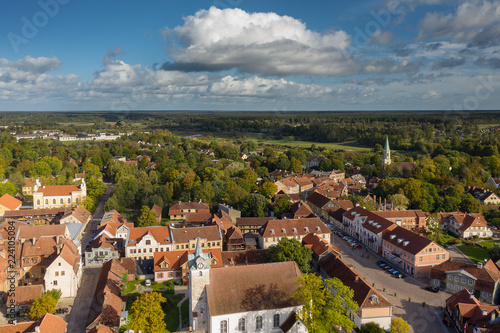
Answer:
[282, 228, 286, 234]
[270, 229, 275, 234]
[390, 235, 396, 240]
[304, 227, 309, 232]
[292, 228, 297, 233]
[316, 226, 320, 231]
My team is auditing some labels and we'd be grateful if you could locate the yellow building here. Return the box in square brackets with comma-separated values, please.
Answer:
[33, 179, 87, 209]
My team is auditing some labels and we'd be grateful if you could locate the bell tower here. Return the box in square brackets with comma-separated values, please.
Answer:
[188, 238, 211, 331]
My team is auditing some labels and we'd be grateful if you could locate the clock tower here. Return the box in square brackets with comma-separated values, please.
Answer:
[188, 238, 211, 331]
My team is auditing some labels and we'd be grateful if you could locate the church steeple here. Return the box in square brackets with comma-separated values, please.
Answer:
[382, 135, 391, 165]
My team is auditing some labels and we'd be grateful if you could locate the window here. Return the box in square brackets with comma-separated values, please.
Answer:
[76, 198, 79, 204]
[469, 279, 474, 285]
[454, 284, 459, 290]
[447, 283, 453, 289]
[220, 320, 227, 333]
[158, 273, 163, 278]
[273, 314, 280, 328]
[53, 280, 57, 286]
[442, 254, 446, 259]
[32, 257, 37, 263]
[482, 291, 489, 298]
[68, 198, 71, 204]
[60, 198, 63, 204]
[434, 280, 439, 285]
[37, 199, 40, 206]
[61, 271, 65, 276]
[461, 277, 466, 284]
[146, 240, 151, 245]
[454, 276, 459, 282]
[45, 199, 48, 205]
[53, 199, 56, 205]
[419, 257, 422, 262]
[256, 316, 262, 330]
[238, 318, 245, 331]
[447, 274, 452, 280]
[436, 255, 439, 260]
[55, 271, 59, 276]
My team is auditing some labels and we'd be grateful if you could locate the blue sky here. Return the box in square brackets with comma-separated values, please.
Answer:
[1, 0, 500, 111]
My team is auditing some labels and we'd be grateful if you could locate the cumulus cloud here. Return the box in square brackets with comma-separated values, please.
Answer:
[417, 1, 500, 47]
[432, 57, 466, 70]
[161, 6, 358, 76]
[103, 47, 123, 65]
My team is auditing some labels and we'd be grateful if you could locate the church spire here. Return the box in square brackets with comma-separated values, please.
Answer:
[384, 135, 390, 152]
[382, 135, 391, 165]
[193, 237, 203, 258]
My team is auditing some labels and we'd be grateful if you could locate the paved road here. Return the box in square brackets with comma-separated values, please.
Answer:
[66, 267, 101, 333]
[330, 230, 454, 333]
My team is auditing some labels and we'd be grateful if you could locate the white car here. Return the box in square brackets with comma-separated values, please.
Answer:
[145, 279, 151, 287]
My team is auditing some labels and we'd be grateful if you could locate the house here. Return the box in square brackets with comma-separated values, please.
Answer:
[382, 225, 449, 277]
[341, 207, 397, 254]
[125, 226, 172, 260]
[293, 176, 315, 193]
[310, 170, 345, 182]
[188, 239, 305, 333]
[218, 203, 241, 222]
[0, 313, 67, 333]
[235, 217, 276, 235]
[301, 233, 340, 271]
[306, 191, 336, 218]
[22, 178, 34, 196]
[225, 226, 245, 251]
[273, 190, 301, 203]
[220, 249, 269, 267]
[275, 177, 300, 195]
[0, 193, 22, 217]
[466, 187, 500, 205]
[44, 237, 82, 297]
[318, 254, 393, 330]
[59, 205, 91, 224]
[442, 212, 493, 239]
[170, 225, 223, 251]
[151, 204, 162, 224]
[306, 156, 324, 169]
[33, 178, 87, 209]
[4, 207, 67, 224]
[168, 201, 210, 220]
[257, 217, 331, 249]
[372, 210, 427, 230]
[186, 212, 213, 227]
[6, 284, 43, 315]
[206, 210, 234, 233]
[267, 169, 295, 181]
[430, 259, 500, 304]
[284, 201, 315, 219]
[85, 234, 122, 267]
[445, 289, 500, 333]
[153, 245, 223, 284]
[86, 259, 128, 332]
[17, 224, 71, 241]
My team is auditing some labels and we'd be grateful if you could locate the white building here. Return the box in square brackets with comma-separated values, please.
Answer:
[189, 239, 306, 333]
[33, 178, 87, 209]
[125, 226, 172, 260]
[44, 240, 82, 297]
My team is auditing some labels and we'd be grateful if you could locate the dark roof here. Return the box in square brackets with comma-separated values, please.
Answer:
[220, 249, 270, 266]
[343, 207, 396, 234]
[259, 217, 330, 238]
[236, 217, 276, 226]
[382, 225, 438, 255]
[206, 261, 303, 316]
[306, 191, 332, 209]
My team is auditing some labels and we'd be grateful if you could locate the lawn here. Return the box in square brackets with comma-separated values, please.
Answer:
[477, 240, 500, 249]
[260, 139, 371, 152]
[457, 245, 490, 263]
[122, 280, 141, 294]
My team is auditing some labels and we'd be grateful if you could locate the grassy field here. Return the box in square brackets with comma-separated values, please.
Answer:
[457, 245, 489, 263]
[477, 240, 500, 249]
[478, 123, 500, 130]
[259, 139, 371, 152]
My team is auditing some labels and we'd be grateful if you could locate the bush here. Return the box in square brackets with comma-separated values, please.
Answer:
[45, 289, 62, 302]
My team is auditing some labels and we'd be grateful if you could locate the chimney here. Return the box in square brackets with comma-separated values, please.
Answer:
[32, 237, 36, 245]
[477, 262, 483, 269]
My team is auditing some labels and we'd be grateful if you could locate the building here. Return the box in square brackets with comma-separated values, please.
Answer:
[125, 226, 172, 260]
[170, 225, 223, 251]
[487, 177, 500, 189]
[466, 187, 500, 205]
[445, 289, 500, 333]
[17, 224, 71, 240]
[442, 212, 493, 239]
[168, 201, 210, 220]
[431, 259, 500, 304]
[301, 233, 340, 271]
[0, 193, 22, 217]
[257, 217, 331, 249]
[372, 210, 427, 230]
[44, 237, 82, 297]
[220, 249, 269, 267]
[188, 239, 305, 333]
[306, 156, 324, 169]
[382, 136, 391, 166]
[151, 204, 162, 224]
[284, 201, 315, 219]
[59, 205, 91, 224]
[4, 207, 67, 224]
[85, 234, 122, 267]
[6, 284, 43, 315]
[319, 254, 393, 330]
[22, 178, 34, 196]
[275, 177, 300, 195]
[306, 191, 337, 219]
[225, 225, 245, 251]
[0, 313, 67, 333]
[236, 217, 276, 235]
[382, 225, 449, 277]
[33, 178, 87, 209]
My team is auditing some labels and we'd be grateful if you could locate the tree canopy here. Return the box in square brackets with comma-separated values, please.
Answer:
[29, 292, 58, 319]
[137, 206, 158, 227]
[390, 317, 411, 333]
[130, 292, 167, 333]
[267, 238, 313, 273]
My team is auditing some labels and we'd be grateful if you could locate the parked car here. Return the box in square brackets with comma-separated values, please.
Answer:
[493, 233, 498, 237]
[443, 244, 451, 249]
[425, 286, 439, 293]
[145, 279, 151, 287]
[393, 273, 404, 279]
[354, 244, 362, 249]
[390, 270, 401, 275]
[377, 260, 386, 266]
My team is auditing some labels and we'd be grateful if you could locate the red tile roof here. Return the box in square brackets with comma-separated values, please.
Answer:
[302, 233, 339, 258]
[6, 284, 43, 306]
[382, 225, 439, 255]
[127, 226, 172, 245]
[0, 193, 22, 210]
[236, 216, 276, 227]
[35, 184, 82, 196]
[0, 322, 34, 333]
[259, 217, 330, 238]
[61, 205, 91, 223]
[220, 249, 269, 266]
[206, 261, 303, 316]
[170, 225, 222, 244]
[154, 248, 223, 272]
[168, 201, 209, 215]
[17, 224, 68, 240]
[36, 313, 68, 333]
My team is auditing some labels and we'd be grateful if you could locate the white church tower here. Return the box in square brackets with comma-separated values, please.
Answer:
[188, 238, 211, 331]
[382, 135, 391, 166]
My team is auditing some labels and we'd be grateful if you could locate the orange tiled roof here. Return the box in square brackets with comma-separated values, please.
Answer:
[35, 184, 82, 196]
[259, 217, 330, 238]
[6, 284, 43, 306]
[127, 226, 172, 245]
[170, 225, 222, 244]
[36, 313, 67, 333]
[0, 193, 22, 210]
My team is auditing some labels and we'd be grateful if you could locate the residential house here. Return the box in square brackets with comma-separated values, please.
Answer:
[4, 207, 67, 224]
[442, 212, 493, 239]
[6, 284, 43, 315]
[382, 225, 449, 277]
[372, 210, 427, 230]
[188, 241, 305, 333]
[151, 204, 162, 224]
[267, 169, 295, 181]
[170, 225, 223, 251]
[17, 224, 71, 241]
[275, 177, 300, 195]
[0, 313, 67, 333]
[44, 237, 82, 297]
[0, 193, 22, 217]
[466, 186, 500, 205]
[217, 203, 241, 222]
[85, 234, 122, 267]
[186, 212, 213, 227]
[341, 207, 397, 254]
[310, 170, 345, 182]
[306, 191, 337, 219]
[168, 201, 210, 220]
[319, 254, 393, 330]
[301, 233, 340, 271]
[225, 226, 245, 251]
[22, 178, 34, 196]
[430, 259, 500, 304]
[33, 178, 87, 209]
[59, 205, 91, 224]
[306, 156, 324, 169]
[445, 289, 500, 333]
[236, 217, 276, 235]
[293, 176, 315, 193]
[284, 201, 315, 219]
[206, 210, 234, 233]
[125, 226, 172, 260]
[257, 217, 331, 249]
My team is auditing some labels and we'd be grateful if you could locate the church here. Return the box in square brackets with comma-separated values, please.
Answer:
[382, 136, 416, 173]
[188, 238, 307, 333]
[33, 178, 87, 209]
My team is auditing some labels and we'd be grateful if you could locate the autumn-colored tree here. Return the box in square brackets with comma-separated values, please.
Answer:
[130, 292, 167, 333]
[137, 206, 158, 227]
[259, 182, 277, 199]
[390, 317, 411, 333]
[29, 293, 57, 319]
[274, 195, 292, 217]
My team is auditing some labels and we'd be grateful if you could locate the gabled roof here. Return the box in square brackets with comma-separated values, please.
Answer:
[334, 200, 354, 210]
[288, 201, 314, 218]
[306, 191, 332, 208]
[168, 201, 209, 212]
[280, 311, 303, 333]
[34, 184, 82, 196]
[35, 313, 68, 333]
[57, 239, 81, 274]
[206, 261, 303, 316]
[343, 207, 396, 234]
[319, 254, 392, 309]
[302, 233, 340, 258]
[61, 205, 91, 223]
[225, 226, 244, 243]
[17, 224, 68, 240]
[0, 193, 22, 210]
[151, 204, 162, 218]
[236, 216, 276, 226]
[187, 213, 213, 224]
[127, 226, 172, 245]
[382, 225, 438, 255]
[259, 217, 330, 238]
[458, 214, 488, 232]
[373, 209, 426, 219]
[87, 234, 121, 252]
[220, 249, 269, 266]
[153, 248, 223, 272]
[6, 284, 43, 306]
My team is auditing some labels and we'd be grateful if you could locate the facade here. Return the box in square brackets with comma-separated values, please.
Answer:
[319, 254, 393, 330]
[372, 210, 427, 230]
[382, 225, 449, 277]
[225, 225, 245, 251]
[33, 178, 87, 209]
[125, 226, 172, 260]
[301, 233, 340, 271]
[59, 205, 91, 224]
[236, 217, 276, 235]
[0, 193, 22, 217]
[275, 177, 300, 194]
[22, 178, 34, 196]
[188, 239, 305, 333]
[44, 238, 82, 297]
[306, 191, 337, 219]
[442, 212, 493, 239]
[168, 201, 210, 220]
[430, 260, 500, 304]
[170, 225, 223, 251]
[257, 217, 331, 249]
[85, 234, 122, 267]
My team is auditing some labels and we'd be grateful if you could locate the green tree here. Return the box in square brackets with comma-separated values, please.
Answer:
[240, 193, 268, 217]
[391, 193, 409, 211]
[259, 182, 278, 199]
[274, 195, 292, 217]
[488, 244, 500, 261]
[460, 195, 482, 214]
[293, 273, 358, 333]
[267, 238, 312, 273]
[29, 293, 57, 319]
[0, 182, 16, 197]
[290, 157, 303, 173]
[30, 161, 52, 178]
[130, 292, 167, 333]
[137, 206, 158, 227]
[390, 317, 411, 333]
[361, 322, 385, 333]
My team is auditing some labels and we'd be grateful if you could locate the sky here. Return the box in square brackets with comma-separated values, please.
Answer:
[1, 0, 500, 111]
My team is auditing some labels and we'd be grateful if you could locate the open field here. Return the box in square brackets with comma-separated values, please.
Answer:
[457, 244, 489, 263]
[259, 139, 372, 152]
